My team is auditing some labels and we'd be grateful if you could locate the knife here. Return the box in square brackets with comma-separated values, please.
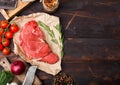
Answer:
[22, 66, 37, 85]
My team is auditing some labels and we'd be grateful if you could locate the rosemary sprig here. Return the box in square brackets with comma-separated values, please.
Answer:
[54, 24, 64, 57]
[38, 21, 50, 32]
[54, 24, 61, 33]
[38, 21, 64, 57]
[38, 21, 58, 44]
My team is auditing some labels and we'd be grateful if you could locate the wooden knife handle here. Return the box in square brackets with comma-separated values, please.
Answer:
[0, 57, 11, 71]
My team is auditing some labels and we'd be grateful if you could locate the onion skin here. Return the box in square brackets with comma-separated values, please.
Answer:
[11, 60, 26, 75]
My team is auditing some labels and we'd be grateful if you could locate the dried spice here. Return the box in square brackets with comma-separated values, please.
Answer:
[54, 72, 73, 85]
[44, 0, 57, 8]
[42, 0, 59, 13]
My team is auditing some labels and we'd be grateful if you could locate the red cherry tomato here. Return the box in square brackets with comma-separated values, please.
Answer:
[2, 38, 10, 47]
[5, 31, 14, 39]
[0, 36, 2, 42]
[0, 28, 4, 35]
[0, 44, 3, 50]
[2, 47, 10, 55]
[0, 20, 9, 29]
[10, 24, 19, 33]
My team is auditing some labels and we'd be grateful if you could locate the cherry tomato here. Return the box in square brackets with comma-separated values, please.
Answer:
[0, 36, 2, 42]
[0, 20, 9, 29]
[2, 47, 10, 55]
[5, 31, 14, 39]
[10, 24, 19, 33]
[0, 28, 4, 35]
[0, 44, 3, 50]
[2, 38, 10, 47]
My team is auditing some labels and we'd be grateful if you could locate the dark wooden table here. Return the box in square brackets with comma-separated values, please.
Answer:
[0, 0, 120, 85]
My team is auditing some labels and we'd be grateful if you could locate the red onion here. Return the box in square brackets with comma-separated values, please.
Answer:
[11, 60, 26, 75]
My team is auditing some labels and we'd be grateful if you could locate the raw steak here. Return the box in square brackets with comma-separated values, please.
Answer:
[20, 20, 58, 64]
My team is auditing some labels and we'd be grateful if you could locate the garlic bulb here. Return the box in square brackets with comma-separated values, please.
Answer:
[7, 82, 18, 85]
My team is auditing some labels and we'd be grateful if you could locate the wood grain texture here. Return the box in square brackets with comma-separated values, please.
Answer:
[0, 0, 120, 85]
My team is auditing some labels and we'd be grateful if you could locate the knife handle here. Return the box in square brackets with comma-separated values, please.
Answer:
[0, 57, 10, 71]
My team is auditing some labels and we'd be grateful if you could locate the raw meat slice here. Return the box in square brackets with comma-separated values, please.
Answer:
[19, 20, 58, 64]
[41, 53, 58, 64]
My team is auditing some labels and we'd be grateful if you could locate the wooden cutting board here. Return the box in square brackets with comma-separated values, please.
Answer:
[0, 57, 42, 85]
[0, 0, 32, 20]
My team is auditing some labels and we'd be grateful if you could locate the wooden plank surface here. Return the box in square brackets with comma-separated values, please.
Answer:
[0, 0, 120, 85]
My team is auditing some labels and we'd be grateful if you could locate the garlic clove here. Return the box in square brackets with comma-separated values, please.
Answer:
[7, 83, 10, 85]
[7, 82, 18, 85]
[10, 82, 18, 85]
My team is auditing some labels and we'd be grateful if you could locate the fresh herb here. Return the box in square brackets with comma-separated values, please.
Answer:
[0, 70, 14, 85]
[38, 21, 58, 44]
[38, 21, 64, 57]
[59, 36, 64, 49]
[51, 39, 58, 44]
[55, 24, 64, 57]
[54, 24, 61, 34]
[38, 21, 50, 32]
[61, 51, 64, 58]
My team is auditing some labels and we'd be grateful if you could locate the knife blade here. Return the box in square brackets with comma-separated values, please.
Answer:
[22, 66, 37, 85]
